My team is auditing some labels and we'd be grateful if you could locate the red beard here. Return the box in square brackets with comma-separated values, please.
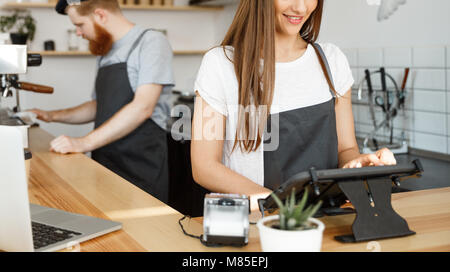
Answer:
[88, 23, 113, 56]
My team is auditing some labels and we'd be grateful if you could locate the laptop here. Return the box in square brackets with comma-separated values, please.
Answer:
[0, 126, 122, 252]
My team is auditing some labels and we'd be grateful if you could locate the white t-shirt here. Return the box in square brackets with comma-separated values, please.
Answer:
[194, 42, 354, 187]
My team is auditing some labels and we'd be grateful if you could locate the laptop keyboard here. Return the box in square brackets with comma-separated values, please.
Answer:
[32, 222, 82, 250]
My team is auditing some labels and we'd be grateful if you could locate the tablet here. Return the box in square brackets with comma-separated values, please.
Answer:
[259, 159, 424, 214]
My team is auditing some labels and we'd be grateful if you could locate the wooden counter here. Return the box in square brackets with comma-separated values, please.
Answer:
[29, 127, 450, 252]
[28, 127, 205, 252]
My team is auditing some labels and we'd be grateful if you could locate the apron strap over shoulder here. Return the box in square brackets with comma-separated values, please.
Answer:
[125, 28, 153, 61]
[98, 28, 153, 64]
[311, 43, 336, 98]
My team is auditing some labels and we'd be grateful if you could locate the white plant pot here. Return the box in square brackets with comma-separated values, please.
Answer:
[257, 215, 325, 252]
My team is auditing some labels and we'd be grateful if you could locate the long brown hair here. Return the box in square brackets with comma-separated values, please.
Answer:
[221, 0, 336, 153]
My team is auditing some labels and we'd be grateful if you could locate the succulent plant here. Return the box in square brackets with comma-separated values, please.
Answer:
[271, 187, 322, 231]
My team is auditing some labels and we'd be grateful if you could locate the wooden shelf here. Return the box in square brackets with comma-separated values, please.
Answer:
[1, 2, 223, 11]
[30, 50, 207, 56]
[173, 50, 208, 55]
[30, 51, 92, 56]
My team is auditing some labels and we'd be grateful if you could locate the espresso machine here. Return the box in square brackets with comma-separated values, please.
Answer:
[0, 44, 54, 148]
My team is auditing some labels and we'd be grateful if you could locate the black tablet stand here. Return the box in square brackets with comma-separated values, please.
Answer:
[259, 160, 424, 243]
[335, 176, 415, 243]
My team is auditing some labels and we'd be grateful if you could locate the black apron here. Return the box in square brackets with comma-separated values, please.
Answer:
[264, 43, 338, 190]
[91, 29, 169, 203]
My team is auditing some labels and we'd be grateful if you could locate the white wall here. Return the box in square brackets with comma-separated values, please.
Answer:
[213, 1, 237, 44]
[211, 0, 450, 48]
[318, 0, 450, 155]
[320, 0, 450, 48]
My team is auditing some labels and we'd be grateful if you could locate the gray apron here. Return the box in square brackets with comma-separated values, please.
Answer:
[91, 29, 169, 203]
[264, 43, 338, 190]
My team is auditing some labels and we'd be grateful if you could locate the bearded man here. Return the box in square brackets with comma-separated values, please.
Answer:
[30, 0, 175, 204]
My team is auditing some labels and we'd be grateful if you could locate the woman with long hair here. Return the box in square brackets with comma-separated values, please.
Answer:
[191, 0, 396, 211]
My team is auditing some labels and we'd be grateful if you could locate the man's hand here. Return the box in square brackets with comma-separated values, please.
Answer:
[29, 109, 54, 122]
[50, 135, 92, 154]
[80, 84, 162, 151]
[27, 101, 97, 124]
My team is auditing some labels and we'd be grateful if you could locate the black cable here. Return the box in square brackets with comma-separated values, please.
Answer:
[178, 215, 222, 247]
[178, 215, 248, 248]
[178, 215, 202, 240]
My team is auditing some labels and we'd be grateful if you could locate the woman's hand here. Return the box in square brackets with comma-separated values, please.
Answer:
[342, 148, 397, 168]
